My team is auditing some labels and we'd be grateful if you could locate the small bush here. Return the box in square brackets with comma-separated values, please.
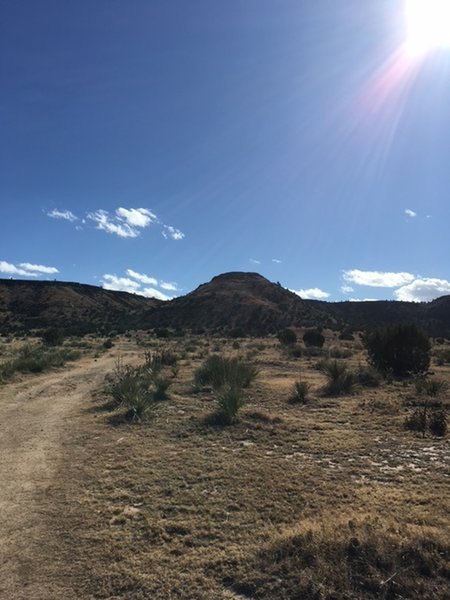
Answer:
[103, 338, 114, 349]
[303, 329, 325, 348]
[277, 328, 297, 346]
[41, 327, 65, 346]
[327, 346, 352, 359]
[338, 329, 354, 341]
[429, 409, 447, 437]
[0, 344, 80, 381]
[415, 377, 447, 398]
[215, 385, 244, 425]
[193, 355, 258, 391]
[289, 380, 310, 404]
[363, 323, 430, 377]
[288, 344, 303, 358]
[404, 408, 427, 433]
[356, 365, 381, 388]
[320, 360, 355, 396]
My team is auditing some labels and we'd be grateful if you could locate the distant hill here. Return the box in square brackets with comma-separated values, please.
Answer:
[0, 279, 160, 334]
[1, 273, 450, 337]
[143, 272, 333, 335]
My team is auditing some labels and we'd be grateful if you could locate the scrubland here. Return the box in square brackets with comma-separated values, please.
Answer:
[0, 331, 448, 599]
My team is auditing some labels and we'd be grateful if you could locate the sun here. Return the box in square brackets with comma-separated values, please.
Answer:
[405, 0, 450, 55]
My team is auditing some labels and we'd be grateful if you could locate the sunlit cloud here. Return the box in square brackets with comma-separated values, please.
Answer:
[343, 269, 415, 288]
[272, 258, 282, 264]
[0, 260, 59, 277]
[160, 281, 179, 291]
[405, 208, 417, 218]
[341, 285, 354, 294]
[87, 210, 139, 238]
[116, 207, 157, 228]
[290, 287, 330, 300]
[47, 209, 78, 222]
[101, 274, 141, 293]
[19, 262, 59, 274]
[162, 225, 185, 240]
[126, 269, 158, 286]
[394, 277, 450, 302]
[141, 287, 172, 301]
[249, 258, 261, 265]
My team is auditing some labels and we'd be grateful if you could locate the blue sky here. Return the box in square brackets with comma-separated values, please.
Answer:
[2, 0, 450, 302]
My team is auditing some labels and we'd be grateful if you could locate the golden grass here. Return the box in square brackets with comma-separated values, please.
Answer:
[49, 334, 450, 598]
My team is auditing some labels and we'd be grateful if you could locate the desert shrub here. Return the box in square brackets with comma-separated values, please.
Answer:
[0, 344, 80, 381]
[303, 329, 325, 348]
[320, 360, 355, 396]
[103, 338, 114, 349]
[429, 409, 447, 437]
[215, 385, 244, 425]
[106, 353, 171, 421]
[404, 408, 427, 433]
[288, 344, 303, 358]
[232, 341, 240, 349]
[289, 380, 310, 404]
[193, 355, 258, 391]
[303, 346, 325, 358]
[356, 365, 382, 387]
[154, 327, 170, 339]
[363, 323, 430, 377]
[277, 328, 297, 346]
[41, 327, 65, 346]
[415, 377, 447, 398]
[327, 346, 352, 359]
[434, 348, 450, 366]
[159, 350, 178, 366]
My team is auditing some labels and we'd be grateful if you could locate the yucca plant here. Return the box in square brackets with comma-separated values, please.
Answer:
[215, 385, 244, 425]
[289, 380, 310, 404]
[320, 360, 355, 396]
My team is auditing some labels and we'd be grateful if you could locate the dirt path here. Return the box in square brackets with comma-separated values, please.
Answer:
[0, 351, 118, 600]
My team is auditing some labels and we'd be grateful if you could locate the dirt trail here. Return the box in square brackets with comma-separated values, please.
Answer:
[0, 351, 117, 600]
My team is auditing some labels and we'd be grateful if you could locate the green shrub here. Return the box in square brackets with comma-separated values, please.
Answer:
[0, 344, 80, 381]
[277, 328, 297, 346]
[193, 355, 258, 391]
[415, 377, 447, 398]
[103, 338, 114, 349]
[303, 329, 325, 348]
[356, 365, 381, 388]
[289, 380, 310, 404]
[320, 360, 355, 396]
[41, 327, 65, 346]
[429, 409, 447, 437]
[215, 385, 244, 425]
[363, 324, 430, 377]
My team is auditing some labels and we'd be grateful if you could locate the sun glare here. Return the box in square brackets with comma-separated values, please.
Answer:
[405, 0, 450, 55]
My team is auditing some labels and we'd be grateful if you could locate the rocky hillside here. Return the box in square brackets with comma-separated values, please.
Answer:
[0, 279, 160, 334]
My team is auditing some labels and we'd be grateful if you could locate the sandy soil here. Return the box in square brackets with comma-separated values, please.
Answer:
[0, 350, 118, 600]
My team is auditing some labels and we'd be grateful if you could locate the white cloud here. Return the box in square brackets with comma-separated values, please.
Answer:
[47, 209, 78, 222]
[272, 258, 282, 264]
[160, 281, 178, 291]
[116, 207, 157, 228]
[126, 269, 158, 286]
[290, 287, 330, 300]
[349, 298, 378, 302]
[249, 258, 261, 265]
[19, 263, 59, 274]
[343, 269, 415, 288]
[341, 285, 354, 294]
[88, 210, 139, 238]
[394, 278, 450, 302]
[0, 260, 58, 277]
[405, 209, 417, 218]
[162, 225, 185, 241]
[101, 274, 141, 293]
[141, 287, 172, 301]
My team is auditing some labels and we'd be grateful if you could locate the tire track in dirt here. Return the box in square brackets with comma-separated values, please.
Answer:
[0, 351, 118, 600]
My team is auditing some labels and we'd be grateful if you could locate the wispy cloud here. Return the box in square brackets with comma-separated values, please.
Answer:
[405, 208, 417, 218]
[340, 285, 354, 294]
[47, 208, 78, 222]
[290, 287, 330, 300]
[343, 269, 415, 288]
[272, 258, 282, 264]
[162, 225, 185, 240]
[394, 278, 450, 302]
[101, 270, 178, 300]
[0, 260, 59, 277]
[249, 258, 261, 265]
[160, 281, 179, 291]
[116, 207, 157, 228]
[126, 269, 158, 286]
[140, 287, 172, 301]
[19, 262, 58, 274]
[87, 209, 140, 238]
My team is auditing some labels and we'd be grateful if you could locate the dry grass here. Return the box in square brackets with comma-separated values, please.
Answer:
[25, 334, 450, 598]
